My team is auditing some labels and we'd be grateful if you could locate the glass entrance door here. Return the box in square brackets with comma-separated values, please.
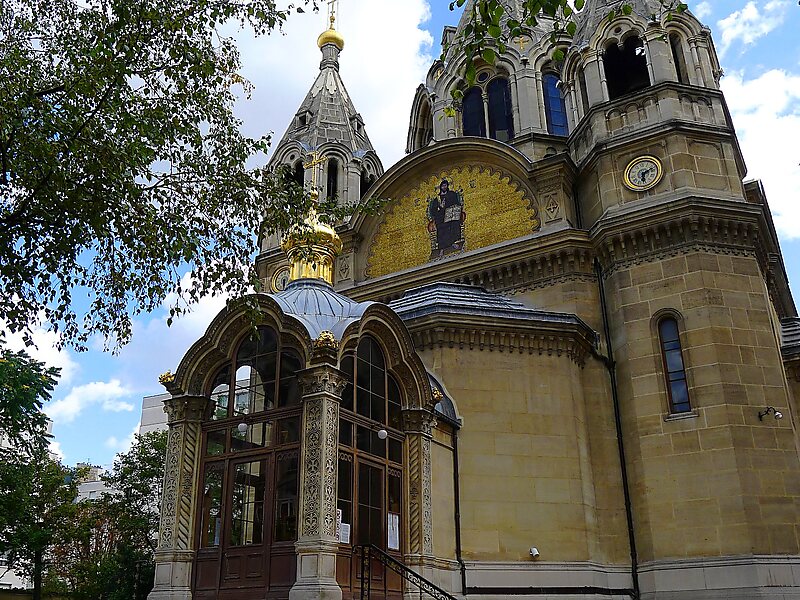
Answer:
[194, 457, 272, 600]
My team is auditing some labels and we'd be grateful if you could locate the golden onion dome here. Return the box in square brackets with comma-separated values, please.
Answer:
[281, 191, 343, 285]
[317, 26, 344, 50]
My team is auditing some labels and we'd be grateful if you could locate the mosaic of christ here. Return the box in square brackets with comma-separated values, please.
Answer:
[426, 178, 466, 260]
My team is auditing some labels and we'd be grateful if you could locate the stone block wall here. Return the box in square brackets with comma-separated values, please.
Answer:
[604, 249, 800, 563]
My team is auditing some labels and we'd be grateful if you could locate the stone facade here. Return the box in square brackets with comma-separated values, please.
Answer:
[152, 1, 800, 599]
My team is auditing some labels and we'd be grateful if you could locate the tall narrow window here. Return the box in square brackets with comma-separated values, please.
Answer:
[462, 86, 485, 137]
[604, 36, 651, 100]
[487, 77, 514, 141]
[543, 73, 569, 136]
[670, 33, 689, 84]
[360, 170, 374, 200]
[292, 161, 304, 186]
[659, 317, 691, 413]
[327, 157, 339, 202]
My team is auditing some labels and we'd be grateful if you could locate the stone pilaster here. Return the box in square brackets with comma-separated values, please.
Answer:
[643, 25, 675, 85]
[403, 409, 436, 559]
[290, 334, 348, 600]
[148, 395, 207, 600]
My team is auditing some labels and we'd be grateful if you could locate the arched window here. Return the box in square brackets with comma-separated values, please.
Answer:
[462, 86, 486, 137]
[327, 157, 339, 202]
[542, 73, 569, 136]
[579, 68, 590, 114]
[603, 36, 651, 100]
[658, 317, 691, 413]
[487, 77, 514, 141]
[670, 33, 689, 84]
[337, 336, 404, 592]
[195, 326, 303, 596]
[209, 327, 302, 420]
[292, 160, 304, 186]
[360, 169, 375, 200]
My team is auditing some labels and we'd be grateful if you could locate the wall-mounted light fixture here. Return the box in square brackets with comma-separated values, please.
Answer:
[237, 422, 248, 434]
[758, 407, 783, 421]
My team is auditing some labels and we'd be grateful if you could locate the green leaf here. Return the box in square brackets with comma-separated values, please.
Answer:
[482, 48, 497, 64]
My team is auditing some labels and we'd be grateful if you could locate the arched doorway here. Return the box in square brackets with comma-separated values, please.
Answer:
[336, 336, 406, 599]
[192, 326, 304, 600]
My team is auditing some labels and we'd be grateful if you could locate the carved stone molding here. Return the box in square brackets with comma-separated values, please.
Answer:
[402, 408, 437, 437]
[298, 364, 342, 543]
[405, 318, 596, 367]
[163, 395, 208, 424]
[297, 365, 349, 398]
[593, 207, 766, 278]
[406, 423, 434, 557]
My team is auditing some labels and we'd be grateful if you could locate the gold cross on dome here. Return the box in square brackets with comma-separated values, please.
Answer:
[303, 150, 327, 195]
[326, 0, 339, 29]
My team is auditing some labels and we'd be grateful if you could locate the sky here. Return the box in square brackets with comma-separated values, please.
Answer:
[6, 0, 800, 468]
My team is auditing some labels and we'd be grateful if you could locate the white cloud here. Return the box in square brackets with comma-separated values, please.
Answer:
[694, 1, 713, 21]
[105, 422, 140, 454]
[46, 379, 134, 424]
[716, 1, 789, 58]
[1, 321, 79, 386]
[231, 0, 433, 167]
[49, 439, 65, 461]
[722, 69, 800, 238]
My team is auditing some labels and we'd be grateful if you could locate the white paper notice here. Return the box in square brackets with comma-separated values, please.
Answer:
[387, 513, 400, 550]
[340, 523, 351, 544]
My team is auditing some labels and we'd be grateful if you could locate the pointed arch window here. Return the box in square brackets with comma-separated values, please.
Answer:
[542, 73, 569, 136]
[462, 86, 485, 137]
[327, 157, 339, 202]
[487, 77, 514, 141]
[658, 317, 691, 414]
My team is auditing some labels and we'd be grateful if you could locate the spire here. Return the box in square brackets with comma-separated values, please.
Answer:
[269, 0, 379, 170]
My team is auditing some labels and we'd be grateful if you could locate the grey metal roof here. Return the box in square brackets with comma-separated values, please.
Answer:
[273, 278, 372, 340]
[389, 281, 592, 332]
[781, 317, 800, 356]
[271, 43, 377, 160]
[449, 0, 554, 56]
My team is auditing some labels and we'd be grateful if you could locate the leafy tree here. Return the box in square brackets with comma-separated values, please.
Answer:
[0, 450, 82, 600]
[0, 0, 323, 351]
[0, 349, 58, 454]
[446, 0, 689, 89]
[47, 430, 168, 600]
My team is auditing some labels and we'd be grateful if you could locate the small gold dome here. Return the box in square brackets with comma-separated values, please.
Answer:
[317, 27, 344, 50]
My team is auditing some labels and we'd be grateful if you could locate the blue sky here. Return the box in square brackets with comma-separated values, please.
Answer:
[8, 1, 799, 467]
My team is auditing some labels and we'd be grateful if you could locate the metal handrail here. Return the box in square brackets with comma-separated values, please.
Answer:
[357, 544, 457, 600]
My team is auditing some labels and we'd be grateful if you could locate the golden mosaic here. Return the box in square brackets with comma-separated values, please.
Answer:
[366, 166, 539, 278]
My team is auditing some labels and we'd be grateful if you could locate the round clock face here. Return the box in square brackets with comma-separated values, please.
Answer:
[271, 267, 291, 293]
[624, 156, 663, 191]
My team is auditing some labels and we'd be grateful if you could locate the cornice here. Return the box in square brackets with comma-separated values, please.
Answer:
[591, 196, 770, 276]
[401, 312, 597, 367]
[342, 228, 596, 303]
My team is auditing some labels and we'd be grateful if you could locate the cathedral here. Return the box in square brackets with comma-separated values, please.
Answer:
[148, 1, 800, 599]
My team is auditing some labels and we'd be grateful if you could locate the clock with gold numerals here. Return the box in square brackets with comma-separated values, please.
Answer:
[270, 266, 291, 293]
[623, 155, 664, 192]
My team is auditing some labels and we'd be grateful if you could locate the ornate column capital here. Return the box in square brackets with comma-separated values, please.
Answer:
[163, 395, 207, 424]
[402, 408, 437, 437]
[297, 363, 349, 398]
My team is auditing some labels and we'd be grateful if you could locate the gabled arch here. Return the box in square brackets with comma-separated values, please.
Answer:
[169, 295, 313, 397]
[338, 304, 435, 413]
[406, 84, 435, 154]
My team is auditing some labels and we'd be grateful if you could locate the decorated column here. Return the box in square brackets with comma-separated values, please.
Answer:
[290, 332, 348, 600]
[149, 387, 207, 600]
[403, 406, 437, 561]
